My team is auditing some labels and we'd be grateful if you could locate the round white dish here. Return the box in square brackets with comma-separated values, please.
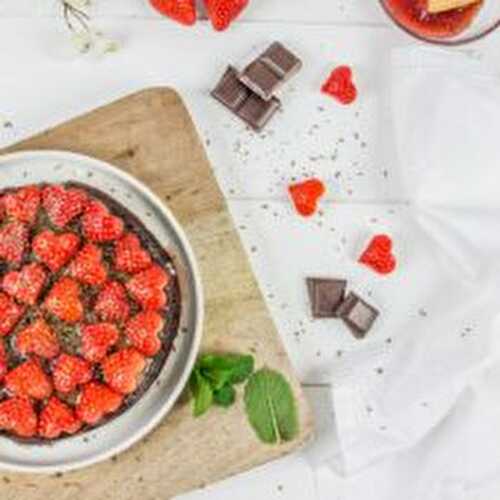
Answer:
[0, 150, 204, 473]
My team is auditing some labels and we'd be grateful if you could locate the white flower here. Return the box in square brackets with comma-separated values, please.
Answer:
[92, 30, 120, 54]
[70, 30, 93, 53]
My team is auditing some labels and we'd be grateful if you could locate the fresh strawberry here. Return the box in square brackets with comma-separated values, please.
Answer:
[16, 318, 60, 359]
[44, 277, 83, 323]
[68, 243, 107, 286]
[82, 200, 124, 243]
[359, 234, 397, 275]
[2, 263, 46, 306]
[321, 66, 358, 105]
[5, 360, 53, 400]
[114, 233, 152, 274]
[126, 265, 169, 310]
[102, 348, 146, 395]
[42, 184, 88, 228]
[0, 221, 28, 264]
[38, 396, 82, 439]
[3, 185, 41, 224]
[32, 230, 80, 272]
[125, 311, 164, 356]
[149, 0, 197, 25]
[0, 397, 38, 438]
[76, 381, 123, 425]
[205, 0, 248, 31]
[0, 292, 25, 337]
[288, 178, 326, 217]
[94, 281, 130, 323]
[52, 353, 92, 394]
[0, 342, 7, 381]
[81, 323, 119, 362]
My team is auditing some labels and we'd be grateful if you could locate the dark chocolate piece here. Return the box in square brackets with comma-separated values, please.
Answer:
[337, 292, 379, 339]
[306, 278, 347, 318]
[239, 42, 302, 101]
[211, 66, 281, 132]
[237, 93, 281, 132]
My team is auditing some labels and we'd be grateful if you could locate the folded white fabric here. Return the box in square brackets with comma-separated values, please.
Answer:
[327, 47, 500, 475]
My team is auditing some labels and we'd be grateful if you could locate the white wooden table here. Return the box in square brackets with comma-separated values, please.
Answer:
[0, 2, 499, 499]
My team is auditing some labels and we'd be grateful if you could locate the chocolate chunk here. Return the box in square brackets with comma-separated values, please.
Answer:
[237, 93, 281, 132]
[337, 292, 379, 339]
[306, 278, 347, 318]
[239, 42, 302, 101]
[211, 66, 251, 111]
[211, 66, 281, 132]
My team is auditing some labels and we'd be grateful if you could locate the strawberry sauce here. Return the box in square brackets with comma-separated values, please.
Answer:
[384, 0, 483, 38]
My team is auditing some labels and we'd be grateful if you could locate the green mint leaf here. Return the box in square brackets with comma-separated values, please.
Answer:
[244, 368, 299, 444]
[199, 354, 254, 389]
[189, 368, 213, 417]
[213, 384, 236, 408]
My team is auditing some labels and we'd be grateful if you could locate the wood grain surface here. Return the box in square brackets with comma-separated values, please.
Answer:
[0, 88, 314, 500]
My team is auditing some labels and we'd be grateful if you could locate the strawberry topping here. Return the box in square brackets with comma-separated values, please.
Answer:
[2, 263, 47, 305]
[68, 243, 108, 286]
[5, 360, 53, 400]
[43, 185, 88, 228]
[102, 348, 146, 395]
[44, 277, 84, 323]
[3, 185, 41, 224]
[82, 201, 124, 243]
[33, 230, 80, 272]
[0, 292, 25, 337]
[81, 323, 119, 362]
[115, 233, 152, 274]
[16, 318, 60, 359]
[52, 354, 93, 394]
[0, 397, 38, 438]
[0, 221, 28, 264]
[94, 281, 130, 323]
[125, 311, 164, 356]
[76, 382, 123, 425]
[38, 396, 82, 439]
[126, 265, 169, 310]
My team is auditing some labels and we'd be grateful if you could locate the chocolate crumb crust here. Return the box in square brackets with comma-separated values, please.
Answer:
[0, 182, 182, 443]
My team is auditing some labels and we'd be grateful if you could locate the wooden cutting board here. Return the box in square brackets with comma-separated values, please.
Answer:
[0, 88, 314, 499]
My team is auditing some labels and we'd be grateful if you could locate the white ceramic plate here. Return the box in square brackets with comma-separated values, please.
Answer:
[0, 150, 204, 473]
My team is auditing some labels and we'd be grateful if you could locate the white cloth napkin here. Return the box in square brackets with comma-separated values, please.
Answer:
[318, 47, 500, 476]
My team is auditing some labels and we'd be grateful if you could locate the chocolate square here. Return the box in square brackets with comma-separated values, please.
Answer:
[337, 292, 379, 339]
[306, 278, 347, 318]
[236, 93, 281, 132]
[211, 66, 251, 111]
[261, 42, 303, 80]
[238, 60, 283, 102]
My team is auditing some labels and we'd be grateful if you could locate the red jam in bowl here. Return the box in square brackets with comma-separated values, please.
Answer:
[384, 0, 483, 38]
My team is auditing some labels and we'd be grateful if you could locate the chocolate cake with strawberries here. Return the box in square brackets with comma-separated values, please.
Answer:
[0, 182, 181, 441]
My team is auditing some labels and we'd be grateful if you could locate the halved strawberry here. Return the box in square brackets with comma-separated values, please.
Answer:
[81, 323, 119, 362]
[68, 243, 107, 286]
[114, 233, 152, 274]
[82, 200, 124, 243]
[2, 263, 46, 305]
[0, 221, 28, 264]
[32, 230, 80, 272]
[204, 0, 248, 31]
[5, 360, 53, 400]
[38, 396, 82, 439]
[44, 277, 83, 323]
[102, 348, 146, 395]
[94, 281, 130, 323]
[42, 184, 88, 228]
[16, 318, 60, 359]
[3, 185, 41, 224]
[52, 353, 93, 394]
[288, 178, 326, 217]
[125, 311, 164, 356]
[0, 397, 38, 438]
[0, 292, 25, 337]
[149, 0, 197, 25]
[0, 342, 7, 381]
[76, 382, 123, 425]
[126, 265, 169, 310]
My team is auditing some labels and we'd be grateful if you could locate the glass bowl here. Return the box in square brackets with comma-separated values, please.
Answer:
[379, 0, 500, 45]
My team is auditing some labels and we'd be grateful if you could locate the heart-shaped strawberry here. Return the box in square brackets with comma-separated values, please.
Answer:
[359, 234, 397, 275]
[204, 0, 249, 31]
[2, 263, 47, 305]
[102, 348, 146, 394]
[0, 221, 28, 264]
[38, 396, 82, 439]
[321, 66, 357, 105]
[44, 277, 83, 323]
[43, 185, 88, 228]
[125, 311, 164, 356]
[0, 292, 25, 337]
[32, 230, 80, 272]
[76, 382, 123, 425]
[149, 0, 197, 26]
[288, 178, 326, 217]
[126, 265, 169, 310]
[94, 281, 130, 323]
[82, 201, 124, 243]
[68, 243, 107, 286]
[16, 318, 60, 359]
[3, 185, 41, 224]
[52, 354, 92, 393]
[114, 233, 152, 274]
